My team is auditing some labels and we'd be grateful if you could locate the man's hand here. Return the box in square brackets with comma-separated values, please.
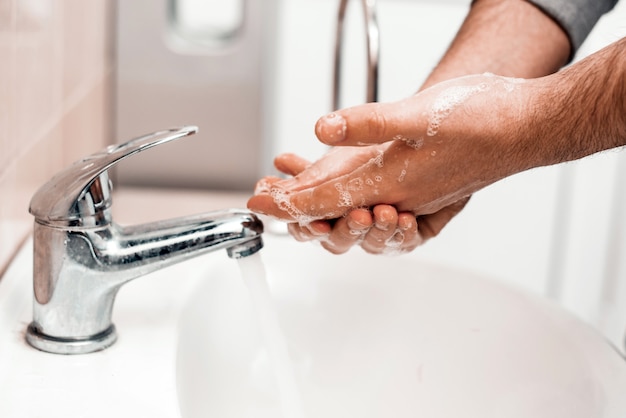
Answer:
[248, 74, 529, 250]
[267, 151, 427, 254]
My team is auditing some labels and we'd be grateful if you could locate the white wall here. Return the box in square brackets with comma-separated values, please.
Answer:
[115, 0, 277, 191]
[269, 0, 626, 350]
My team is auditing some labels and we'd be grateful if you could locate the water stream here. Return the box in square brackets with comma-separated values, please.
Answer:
[237, 253, 307, 418]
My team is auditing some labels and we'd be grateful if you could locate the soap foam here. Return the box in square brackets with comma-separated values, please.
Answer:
[385, 229, 404, 247]
[255, 178, 273, 195]
[427, 84, 487, 136]
[346, 177, 364, 191]
[403, 137, 424, 150]
[381, 228, 406, 256]
[426, 74, 525, 137]
[270, 188, 315, 226]
[334, 183, 353, 207]
[483, 72, 526, 91]
[397, 159, 409, 183]
[369, 150, 384, 168]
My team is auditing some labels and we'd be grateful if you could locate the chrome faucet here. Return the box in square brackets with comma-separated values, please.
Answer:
[25, 126, 264, 355]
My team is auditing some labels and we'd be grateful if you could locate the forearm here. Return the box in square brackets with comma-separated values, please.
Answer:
[521, 38, 626, 169]
[421, 0, 570, 89]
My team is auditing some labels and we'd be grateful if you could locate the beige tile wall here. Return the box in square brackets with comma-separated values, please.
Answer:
[0, 0, 114, 275]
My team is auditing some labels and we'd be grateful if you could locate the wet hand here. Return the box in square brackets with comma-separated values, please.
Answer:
[264, 152, 424, 254]
[249, 73, 528, 250]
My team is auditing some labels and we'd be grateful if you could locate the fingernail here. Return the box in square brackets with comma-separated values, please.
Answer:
[315, 113, 347, 144]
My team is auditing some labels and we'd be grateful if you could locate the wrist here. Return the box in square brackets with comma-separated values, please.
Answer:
[518, 38, 626, 169]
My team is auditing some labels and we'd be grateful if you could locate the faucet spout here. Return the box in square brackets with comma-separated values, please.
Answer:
[94, 209, 264, 282]
[25, 127, 265, 354]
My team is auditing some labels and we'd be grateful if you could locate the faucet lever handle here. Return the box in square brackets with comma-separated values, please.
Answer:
[29, 126, 198, 227]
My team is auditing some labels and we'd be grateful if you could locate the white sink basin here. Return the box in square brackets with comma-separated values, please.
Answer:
[177, 234, 626, 418]
[1, 186, 625, 418]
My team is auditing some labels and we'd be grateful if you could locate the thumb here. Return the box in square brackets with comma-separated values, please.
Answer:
[314, 98, 426, 146]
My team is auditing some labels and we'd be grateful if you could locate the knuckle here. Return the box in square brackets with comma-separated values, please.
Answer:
[366, 109, 389, 139]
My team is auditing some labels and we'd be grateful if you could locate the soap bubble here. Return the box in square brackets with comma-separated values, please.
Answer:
[427, 84, 486, 136]
[334, 183, 353, 207]
[404, 137, 424, 150]
[346, 177, 364, 191]
[270, 188, 314, 226]
[369, 150, 384, 168]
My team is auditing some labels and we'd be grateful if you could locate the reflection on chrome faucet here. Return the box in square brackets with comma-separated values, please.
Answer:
[26, 126, 263, 355]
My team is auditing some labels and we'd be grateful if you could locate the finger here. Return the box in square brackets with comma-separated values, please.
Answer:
[315, 98, 426, 146]
[361, 205, 399, 254]
[287, 220, 331, 242]
[247, 187, 352, 225]
[316, 73, 507, 147]
[274, 153, 311, 176]
[396, 212, 424, 252]
[248, 177, 356, 222]
[417, 196, 471, 241]
[361, 211, 424, 255]
[321, 209, 372, 254]
[273, 146, 386, 193]
[248, 193, 284, 218]
[252, 176, 283, 196]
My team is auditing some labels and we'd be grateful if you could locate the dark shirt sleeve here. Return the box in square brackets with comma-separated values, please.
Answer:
[527, 0, 619, 53]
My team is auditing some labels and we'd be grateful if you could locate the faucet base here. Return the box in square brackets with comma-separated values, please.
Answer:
[26, 323, 117, 355]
